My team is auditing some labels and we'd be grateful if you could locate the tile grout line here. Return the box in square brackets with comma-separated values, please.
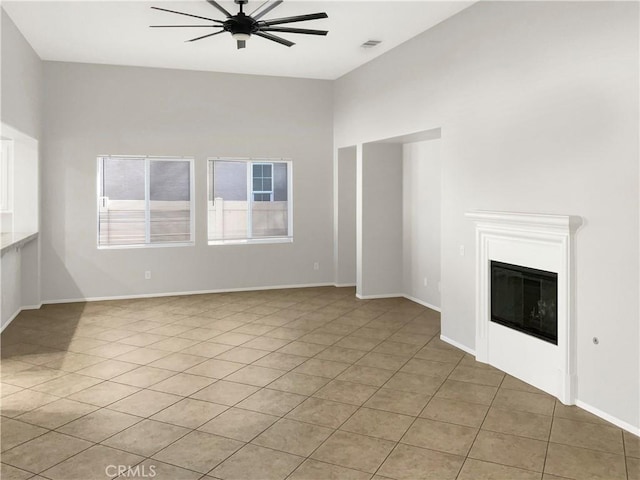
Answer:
[6, 291, 630, 480]
[278, 308, 428, 479]
[282, 311, 443, 479]
[11, 294, 351, 478]
[621, 423, 630, 480]
[541, 397, 558, 477]
[453, 366, 506, 479]
[3, 380, 197, 477]
[372, 340, 469, 480]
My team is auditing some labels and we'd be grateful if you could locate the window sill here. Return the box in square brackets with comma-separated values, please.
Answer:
[1, 231, 38, 255]
[98, 242, 195, 250]
[208, 237, 293, 246]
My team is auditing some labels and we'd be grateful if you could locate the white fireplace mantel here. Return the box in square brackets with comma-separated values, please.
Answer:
[466, 210, 582, 404]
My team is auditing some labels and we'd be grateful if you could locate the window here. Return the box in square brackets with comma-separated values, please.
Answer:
[97, 156, 194, 248]
[208, 158, 292, 244]
[252, 163, 273, 202]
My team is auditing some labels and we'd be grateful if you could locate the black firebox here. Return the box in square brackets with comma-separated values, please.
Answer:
[490, 261, 558, 345]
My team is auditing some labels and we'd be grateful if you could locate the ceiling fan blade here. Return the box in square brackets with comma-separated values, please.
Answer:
[237, 39, 246, 49]
[254, 31, 295, 47]
[260, 12, 328, 26]
[186, 30, 226, 42]
[206, 0, 232, 18]
[260, 26, 327, 36]
[251, 0, 284, 21]
[151, 25, 220, 28]
[151, 7, 224, 24]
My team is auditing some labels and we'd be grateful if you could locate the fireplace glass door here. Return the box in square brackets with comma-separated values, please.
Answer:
[490, 261, 558, 345]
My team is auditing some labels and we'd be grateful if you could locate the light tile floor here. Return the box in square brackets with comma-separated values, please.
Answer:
[1, 287, 638, 480]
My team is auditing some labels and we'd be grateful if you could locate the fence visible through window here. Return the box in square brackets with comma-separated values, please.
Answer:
[97, 156, 194, 248]
[208, 158, 292, 244]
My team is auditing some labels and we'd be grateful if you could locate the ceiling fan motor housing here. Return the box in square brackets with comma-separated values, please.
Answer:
[224, 12, 258, 36]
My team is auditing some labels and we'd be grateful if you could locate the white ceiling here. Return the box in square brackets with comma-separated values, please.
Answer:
[3, 0, 473, 80]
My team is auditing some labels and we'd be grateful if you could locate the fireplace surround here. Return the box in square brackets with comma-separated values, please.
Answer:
[466, 211, 582, 404]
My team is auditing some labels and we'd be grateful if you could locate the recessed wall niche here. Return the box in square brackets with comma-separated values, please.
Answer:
[1, 123, 39, 245]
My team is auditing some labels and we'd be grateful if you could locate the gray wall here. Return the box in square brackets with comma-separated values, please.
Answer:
[335, 146, 356, 286]
[1, 9, 42, 140]
[1, 9, 42, 329]
[359, 143, 403, 297]
[335, 2, 639, 430]
[42, 62, 333, 301]
[403, 139, 441, 308]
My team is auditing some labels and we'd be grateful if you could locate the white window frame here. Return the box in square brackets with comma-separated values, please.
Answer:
[251, 162, 274, 202]
[97, 155, 195, 249]
[208, 157, 293, 246]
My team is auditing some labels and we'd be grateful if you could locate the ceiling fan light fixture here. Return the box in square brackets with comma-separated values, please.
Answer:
[232, 32, 251, 41]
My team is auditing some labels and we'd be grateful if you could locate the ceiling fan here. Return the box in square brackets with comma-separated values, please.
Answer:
[150, 0, 328, 49]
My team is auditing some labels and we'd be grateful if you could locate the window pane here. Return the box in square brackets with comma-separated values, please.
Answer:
[99, 158, 146, 246]
[210, 161, 248, 241]
[252, 161, 288, 238]
[102, 158, 145, 200]
[215, 161, 247, 201]
[150, 161, 190, 201]
[149, 160, 191, 243]
[274, 163, 288, 201]
[252, 163, 273, 195]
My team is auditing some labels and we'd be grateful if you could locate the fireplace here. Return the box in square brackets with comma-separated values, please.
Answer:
[491, 261, 558, 345]
[466, 210, 582, 404]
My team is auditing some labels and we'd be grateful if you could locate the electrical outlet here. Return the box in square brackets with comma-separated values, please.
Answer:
[423, 277, 428, 287]
[459, 245, 465, 256]
[313, 262, 319, 271]
[145, 271, 151, 280]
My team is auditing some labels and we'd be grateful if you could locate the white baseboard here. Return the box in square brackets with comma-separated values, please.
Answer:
[1, 310, 22, 333]
[45, 285, 440, 315]
[575, 400, 640, 436]
[403, 294, 441, 312]
[355, 293, 404, 300]
[43, 283, 337, 305]
[354, 293, 442, 314]
[437, 333, 639, 436]
[437, 332, 639, 435]
[1, 303, 42, 333]
[440, 334, 476, 356]
[21, 304, 43, 310]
